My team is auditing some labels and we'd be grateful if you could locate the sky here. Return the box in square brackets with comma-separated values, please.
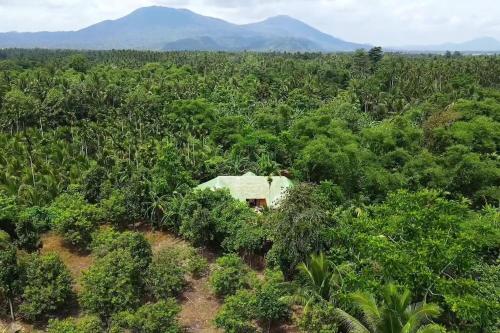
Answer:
[0, 0, 499, 45]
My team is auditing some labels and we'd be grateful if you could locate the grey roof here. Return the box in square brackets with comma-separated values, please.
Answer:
[196, 172, 293, 208]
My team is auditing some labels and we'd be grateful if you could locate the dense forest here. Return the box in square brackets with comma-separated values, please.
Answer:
[0, 48, 499, 333]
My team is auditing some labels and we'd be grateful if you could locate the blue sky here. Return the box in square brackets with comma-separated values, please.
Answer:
[0, 0, 499, 45]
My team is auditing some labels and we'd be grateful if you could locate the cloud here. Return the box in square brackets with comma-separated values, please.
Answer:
[0, 0, 499, 45]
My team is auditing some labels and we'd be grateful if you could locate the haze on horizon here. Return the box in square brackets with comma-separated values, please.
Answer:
[0, 0, 499, 46]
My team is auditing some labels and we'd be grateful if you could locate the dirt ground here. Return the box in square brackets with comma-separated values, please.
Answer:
[40, 232, 93, 292]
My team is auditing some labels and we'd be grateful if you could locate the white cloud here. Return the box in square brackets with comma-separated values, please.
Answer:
[0, 0, 499, 45]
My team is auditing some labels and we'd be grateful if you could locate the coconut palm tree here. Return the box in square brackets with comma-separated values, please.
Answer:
[291, 252, 342, 311]
[334, 283, 445, 333]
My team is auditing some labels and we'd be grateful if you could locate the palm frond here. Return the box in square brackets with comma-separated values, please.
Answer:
[404, 303, 442, 333]
[351, 291, 381, 330]
[414, 324, 446, 333]
[334, 308, 371, 333]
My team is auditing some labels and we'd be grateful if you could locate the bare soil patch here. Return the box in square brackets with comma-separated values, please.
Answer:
[40, 232, 93, 292]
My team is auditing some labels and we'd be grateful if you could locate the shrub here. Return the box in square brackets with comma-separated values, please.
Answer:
[0, 237, 21, 320]
[91, 228, 152, 271]
[110, 300, 182, 333]
[47, 315, 102, 333]
[147, 247, 187, 299]
[186, 248, 209, 278]
[80, 249, 143, 319]
[19, 253, 73, 321]
[178, 189, 263, 253]
[214, 289, 257, 333]
[297, 302, 338, 333]
[210, 254, 252, 298]
[98, 189, 129, 228]
[253, 271, 290, 328]
[49, 193, 99, 249]
[15, 206, 50, 251]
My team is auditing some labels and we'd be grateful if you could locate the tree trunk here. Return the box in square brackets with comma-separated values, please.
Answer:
[8, 297, 14, 321]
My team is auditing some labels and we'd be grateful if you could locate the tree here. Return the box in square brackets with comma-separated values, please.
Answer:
[15, 206, 50, 251]
[368, 47, 384, 66]
[49, 192, 100, 249]
[80, 249, 143, 319]
[266, 184, 331, 277]
[0, 234, 21, 320]
[210, 254, 252, 298]
[47, 316, 102, 333]
[91, 228, 152, 272]
[296, 252, 340, 305]
[110, 300, 182, 333]
[146, 247, 187, 300]
[19, 253, 74, 321]
[334, 284, 444, 333]
[214, 289, 257, 333]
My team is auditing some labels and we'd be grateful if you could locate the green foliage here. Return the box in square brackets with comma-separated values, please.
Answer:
[146, 247, 187, 299]
[151, 140, 194, 198]
[298, 302, 339, 333]
[214, 289, 258, 333]
[177, 189, 264, 253]
[267, 184, 331, 276]
[253, 271, 290, 327]
[80, 249, 143, 319]
[0, 50, 499, 332]
[91, 228, 152, 271]
[110, 300, 182, 333]
[334, 283, 444, 333]
[15, 206, 50, 251]
[0, 191, 17, 237]
[47, 316, 102, 333]
[0, 236, 21, 320]
[297, 252, 340, 303]
[332, 190, 499, 330]
[49, 192, 100, 249]
[210, 254, 252, 298]
[19, 253, 74, 321]
[214, 270, 290, 332]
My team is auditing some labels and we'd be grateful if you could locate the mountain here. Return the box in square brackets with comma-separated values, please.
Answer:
[399, 37, 500, 52]
[0, 6, 368, 52]
[243, 15, 369, 51]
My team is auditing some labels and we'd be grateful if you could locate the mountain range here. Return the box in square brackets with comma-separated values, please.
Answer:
[0, 6, 368, 52]
[0, 6, 498, 52]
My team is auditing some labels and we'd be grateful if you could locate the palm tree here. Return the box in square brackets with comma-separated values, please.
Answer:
[292, 252, 342, 310]
[334, 283, 444, 333]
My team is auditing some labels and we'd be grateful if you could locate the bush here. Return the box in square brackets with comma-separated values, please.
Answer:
[19, 253, 73, 321]
[91, 228, 152, 271]
[253, 271, 290, 328]
[210, 254, 252, 298]
[0, 236, 21, 320]
[15, 206, 50, 251]
[98, 189, 129, 228]
[47, 316, 102, 333]
[178, 189, 265, 254]
[214, 269, 291, 333]
[214, 289, 258, 333]
[80, 249, 143, 319]
[110, 300, 182, 333]
[49, 193, 99, 249]
[147, 247, 187, 299]
[297, 302, 338, 333]
[186, 248, 209, 278]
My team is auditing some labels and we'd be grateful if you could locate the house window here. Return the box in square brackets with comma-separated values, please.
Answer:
[246, 199, 267, 208]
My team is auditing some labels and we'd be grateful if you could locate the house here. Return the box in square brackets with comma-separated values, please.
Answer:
[196, 172, 293, 209]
